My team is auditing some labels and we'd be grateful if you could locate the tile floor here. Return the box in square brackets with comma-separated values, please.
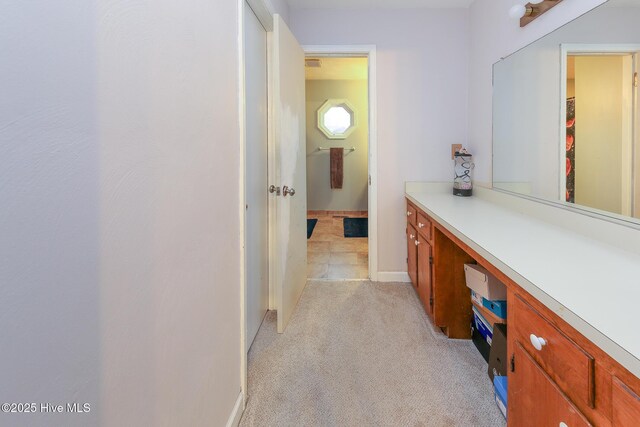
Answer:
[307, 211, 369, 279]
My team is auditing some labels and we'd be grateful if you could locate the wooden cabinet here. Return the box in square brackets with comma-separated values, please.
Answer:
[406, 199, 473, 338]
[511, 342, 592, 427]
[416, 212, 431, 241]
[512, 294, 595, 409]
[406, 223, 418, 291]
[612, 377, 640, 426]
[509, 288, 640, 426]
[416, 234, 433, 316]
[431, 227, 474, 338]
[406, 195, 640, 426]
[406, 202, 417, 227]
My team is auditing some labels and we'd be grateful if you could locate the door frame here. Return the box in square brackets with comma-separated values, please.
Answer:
[238, 0, 275, 412]
[559, 43, 639, 215]
[302, 45, 379, 281]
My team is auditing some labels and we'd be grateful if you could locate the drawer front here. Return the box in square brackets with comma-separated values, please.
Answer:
[406, 202, 417, 226]
[612, 377, 640, 426]
[416, 212, 431, 241]
[513, 294, 595, 409]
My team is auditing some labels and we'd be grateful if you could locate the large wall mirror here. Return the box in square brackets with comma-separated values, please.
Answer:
[493, 0, 640, 225]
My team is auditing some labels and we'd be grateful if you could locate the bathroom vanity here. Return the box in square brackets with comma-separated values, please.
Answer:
[405, 183, 640, 426]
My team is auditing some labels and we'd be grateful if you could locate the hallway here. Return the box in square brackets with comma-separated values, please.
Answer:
[240, 281, 505, 426]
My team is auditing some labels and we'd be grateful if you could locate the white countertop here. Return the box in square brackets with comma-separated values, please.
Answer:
[405, 183, 640, 378]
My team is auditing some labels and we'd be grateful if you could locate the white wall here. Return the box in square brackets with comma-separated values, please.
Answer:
[467, 0, 607, 185]
[0, 3, 99, 425]
[268, 0, 291, 24]
[290, 8, 469, 273]
[306, 79, 369, 212]
[0, 1, 241, 425]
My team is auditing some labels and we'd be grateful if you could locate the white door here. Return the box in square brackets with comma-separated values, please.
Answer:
[245, 4, 269, 349]
[271, 14, 307, 333]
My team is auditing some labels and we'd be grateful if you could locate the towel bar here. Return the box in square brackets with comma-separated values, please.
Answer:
[317, 147, 356, 153]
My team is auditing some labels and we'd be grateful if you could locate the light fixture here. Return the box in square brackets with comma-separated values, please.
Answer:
[508, 4, 531, 19]
[509, 1, 562, 27]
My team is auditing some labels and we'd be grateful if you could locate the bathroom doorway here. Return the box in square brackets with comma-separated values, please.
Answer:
[563, 49, 639, 218]
[304, 55, 371, 280]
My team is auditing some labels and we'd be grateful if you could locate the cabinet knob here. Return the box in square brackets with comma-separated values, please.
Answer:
[559, 423, 568, 427]
[409, 234, 415, 239]
[530, 334, 547, 351]
[414, 240, 420, 246]
[418, 222, 424, 228]
[407, 211, 412, 216]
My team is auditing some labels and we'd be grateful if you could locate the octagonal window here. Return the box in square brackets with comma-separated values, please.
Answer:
[317, 99, 356, 139]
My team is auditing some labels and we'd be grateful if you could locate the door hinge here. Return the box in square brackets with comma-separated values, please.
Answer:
[634, 72, 638, 88]
[368, 175, 371, 185]
[429, 256, 433, 265]
[429, 297, 434, 306]
[510, 353, 515, 373]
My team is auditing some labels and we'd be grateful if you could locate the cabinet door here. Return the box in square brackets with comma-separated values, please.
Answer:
[510, 342, 592, 427]
[417, 236, 433, 317]
[612, 376, 640, 427]
[407, 224, 418, 289]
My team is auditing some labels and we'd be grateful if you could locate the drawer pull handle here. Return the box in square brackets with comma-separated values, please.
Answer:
[530, 334, 547, 351]
[407, 211, 412, 216]
[415, 240, 421, 246]
[418, 222, 425, 228]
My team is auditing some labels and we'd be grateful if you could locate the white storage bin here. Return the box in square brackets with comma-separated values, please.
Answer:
[464, 264, 507, 300]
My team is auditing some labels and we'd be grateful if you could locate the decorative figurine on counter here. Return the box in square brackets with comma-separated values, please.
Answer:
[453, 147, 474, 197]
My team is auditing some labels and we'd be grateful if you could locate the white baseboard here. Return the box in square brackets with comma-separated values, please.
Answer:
[226, 392, 244, 427]
[376, 271, 411, 283]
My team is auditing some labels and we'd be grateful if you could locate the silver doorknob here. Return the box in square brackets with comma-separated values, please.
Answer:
[283, 186, 295, 197]
[269, 185, 281, 195]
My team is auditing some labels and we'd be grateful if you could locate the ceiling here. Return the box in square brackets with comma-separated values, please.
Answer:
[287, 0, 474, 9]
[305, 57, 368, 80]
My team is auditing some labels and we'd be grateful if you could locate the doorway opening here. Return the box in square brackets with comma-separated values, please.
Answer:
[563, 49, 639, 219]
[305, 56, 370, 280]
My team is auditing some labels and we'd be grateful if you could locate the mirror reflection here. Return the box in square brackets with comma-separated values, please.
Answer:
[493, 0, 640, 222]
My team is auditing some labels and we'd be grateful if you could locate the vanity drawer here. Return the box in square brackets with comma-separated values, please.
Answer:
[416, 212, 431, 241]
[406, 202, 417, 226]
[513, 294, 595, 409]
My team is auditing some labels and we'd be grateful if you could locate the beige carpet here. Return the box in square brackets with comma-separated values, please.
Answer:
[240, 281, 506, 427]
